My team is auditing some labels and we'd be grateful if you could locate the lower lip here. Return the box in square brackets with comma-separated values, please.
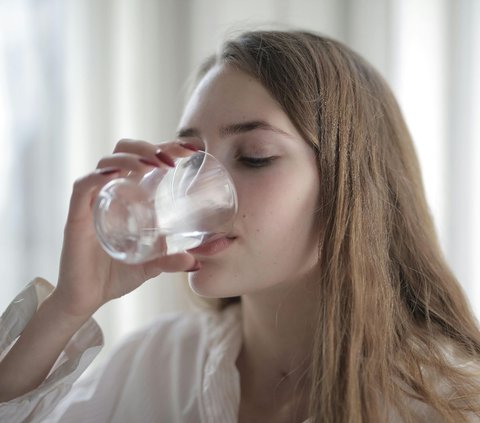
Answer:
[187, 237, 235, 256]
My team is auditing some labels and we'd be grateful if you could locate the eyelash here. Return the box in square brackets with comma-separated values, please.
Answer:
[239, 156, 276, 168]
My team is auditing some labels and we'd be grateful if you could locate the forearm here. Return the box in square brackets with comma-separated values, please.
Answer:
[0, 294, 89, 402]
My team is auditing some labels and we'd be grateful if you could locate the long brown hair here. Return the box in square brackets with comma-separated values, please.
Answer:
[194, 30, 480, 422]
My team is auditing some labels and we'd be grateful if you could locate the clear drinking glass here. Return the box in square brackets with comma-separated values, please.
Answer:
[93, 151, 237, 264]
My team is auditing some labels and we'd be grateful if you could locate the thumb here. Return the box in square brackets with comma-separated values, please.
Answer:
[142, 252, 199, 279]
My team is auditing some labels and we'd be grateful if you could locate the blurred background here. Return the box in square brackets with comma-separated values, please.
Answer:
[1, 0, 479, 366]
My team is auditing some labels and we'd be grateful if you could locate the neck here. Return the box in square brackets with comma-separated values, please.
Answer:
[236, 272, 318, 418]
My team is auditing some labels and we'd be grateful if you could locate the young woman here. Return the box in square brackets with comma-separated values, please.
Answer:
[1, 30, 479, 423]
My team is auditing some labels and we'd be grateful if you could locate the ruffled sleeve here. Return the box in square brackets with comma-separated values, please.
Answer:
[0, 278, 103, 423]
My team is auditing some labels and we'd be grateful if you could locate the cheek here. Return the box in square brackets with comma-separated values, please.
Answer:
[237, 169, 319, 258]
[189, 169, 320, 298]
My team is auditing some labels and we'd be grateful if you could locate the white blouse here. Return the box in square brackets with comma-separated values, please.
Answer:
[0, 278, 246, 423]
[0, 278, 479, 423]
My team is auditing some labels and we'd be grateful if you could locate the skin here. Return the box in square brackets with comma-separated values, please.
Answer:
[0, 141, 198, 402]
[0, 64, 321, 422]
[179, 65, 321, 421]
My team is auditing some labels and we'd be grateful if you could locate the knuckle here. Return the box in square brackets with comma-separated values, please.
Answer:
[72, 175, 89, 191]
[96, 155, 112, 168]
[156, 140, 176, 150]
[114, 138, 135, 152]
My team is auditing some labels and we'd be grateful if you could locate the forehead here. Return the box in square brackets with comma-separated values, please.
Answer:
[188, 64, 268, 108]
[179, 64, 300, 138]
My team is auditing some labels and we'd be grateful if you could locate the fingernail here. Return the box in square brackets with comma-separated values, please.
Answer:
[186, 260, 201, 272]
[155, 150, 175, 167]
[139, 158, 160, 167]
[98, 167, 121, 175]
[179, 142, 199, 152]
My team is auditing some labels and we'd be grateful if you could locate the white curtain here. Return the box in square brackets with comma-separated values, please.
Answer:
[1, 0, 479, 365]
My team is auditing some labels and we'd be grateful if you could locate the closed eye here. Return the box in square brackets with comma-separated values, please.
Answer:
[239, 156, 276, 168]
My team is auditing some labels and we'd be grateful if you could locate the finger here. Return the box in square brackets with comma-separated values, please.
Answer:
[142, 252, 199, 279]
[113, 138, 161, 156]
[156, 140, 199, 158]
[66, 168, 122, 225]
[96, 152, 164, 172]
[113, 138, 199, 161]
[153, 141, 200, 170]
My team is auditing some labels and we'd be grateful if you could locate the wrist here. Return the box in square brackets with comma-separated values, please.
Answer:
[41, 292, 95, 332]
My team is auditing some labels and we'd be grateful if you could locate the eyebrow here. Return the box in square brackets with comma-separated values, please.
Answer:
[176, 120, 292, 139]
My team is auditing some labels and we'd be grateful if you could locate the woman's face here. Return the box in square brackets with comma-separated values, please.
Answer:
[178, 64, 320, 298]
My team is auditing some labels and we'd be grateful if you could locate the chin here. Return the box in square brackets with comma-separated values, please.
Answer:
[187, 268, 243, 299]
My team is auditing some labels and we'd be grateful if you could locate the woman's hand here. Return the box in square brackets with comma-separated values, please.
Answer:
[50, 139, 200, 320]
[0, 140, 203, 403]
